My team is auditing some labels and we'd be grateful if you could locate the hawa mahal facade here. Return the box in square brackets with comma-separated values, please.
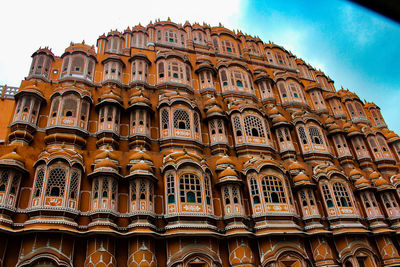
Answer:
[0, 19, 400, 267]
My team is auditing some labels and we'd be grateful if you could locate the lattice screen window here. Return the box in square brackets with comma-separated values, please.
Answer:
[205, 175, 211, 205]
[355, 102, 365, 116]
[158, 62, 164, 78]
[233, 116, 242, 137]
[261, 176, 286, 204]
[224, 187, 230, 205]
[68, 170, 79, 199]
[279, 83, 287, 98]
[93, 179, 99, 199]
[62, 98, 77, 117]
[186, 65, 191, 82]
[139, 179, 146, 200]
[209, 120, 216, 135]
[179, 174, 201, 203]
[333, 182, 352, 207]
[173, 109, 190, 130]
[212, 38, 219, 51]
[377, 136, 389, 152]
[102, 178, 109, 198]
[34, 168, 45, 197]
[45, 168, 66, 197]
[232, 186, 239, 204]
[308, 189, 316, 206]
[220, 70, 228, 86]
[277, 129, 284, 142]
[346, 103, 355, 116]
[23, 98, 31, 113]
[233, 70, 244, 88]
[309, 126, 323, 144]
[81, 101, 88, 121]
[62, 57, 69, 74]
[10, 174, 20, 195]
[300, 190, 307, 206]
[289, 84, 300, 98]
[250, 177, 260, 204]
[0, 170, 8, 192]
[194, 113, 200, 133]
[131, 181, 136, 201]
[244, 115, 265, 137]
[298, 127, 308, 144]
[149, 183, 153, 202]
[368, 137, 379, 153]
[161, 109, 169, 130]
[71, 56, 84, 73]
[217, 120, 224, 134]
[321, 183, 334, 208]
[167, 173, 175, 204]
[87, 60, 94, 78]
[111, 180, 117, 200]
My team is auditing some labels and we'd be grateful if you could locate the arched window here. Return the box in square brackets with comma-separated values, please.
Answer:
[298, 127, 308, 144]
[71, 56, 84, 74]
[93, 179, 99, 199]
[158, 62, 164, 78]
[62, 97, 77, 118]
[45, 168, 66, 197]
[244, 115, 265, 137]
[161, 109, 169, 130]
[309, 126, 323, 144]
[68, 170, 79, 199]
[261, 176, 286, 203]
[333, 182, 352, 207]
[179, 174, 201, 203]
[0, 170, 8, 192]
[167, 173, 175, 204]
[33, 168, 45, 198]
[204, 175, 211, 205]
[250, 177, 260, 204]
[322, 183, 334, 208]
[173, 109, 190, 130]
[233, 116, 242, 137]
[220, 70, 228, 86]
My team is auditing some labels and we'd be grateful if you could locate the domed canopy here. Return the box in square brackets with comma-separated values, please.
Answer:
[130, 161, 153, 173]
[293, 172, 313, 187]
[0, 147, 27, 173]
[95, 150, 119, 161]
[288, 160, 305, 173]
[369, 171, 381, 180]
[349, 167, 363, 179]
[94, 157, 118, 171]
[216, 155, 234, 167]
[129, 149, 152, 162]
[354, 176, 370, 189]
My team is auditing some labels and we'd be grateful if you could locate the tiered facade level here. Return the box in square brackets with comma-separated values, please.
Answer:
[0, 19, 400, 267]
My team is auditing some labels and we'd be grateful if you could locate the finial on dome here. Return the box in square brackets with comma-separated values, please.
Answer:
[183, 148, 188, 154]
[12, 146, 17, 153]
[167, 17, 171, 22]
[61, 142, 65, 149]
[33, 80, 37, 86]
[82, 40, 85, 44]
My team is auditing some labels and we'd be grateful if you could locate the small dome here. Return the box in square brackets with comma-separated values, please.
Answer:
[293, 172, 311, 183]
[204, 97, 217, 107]
[369, 171, 380, 180]
[216, 155, 234, 166]
[289, 161, 305, 171]
[349, 168, 363, 178]
[100, 90, 122, 103]
[267, 106, 279, 116]
[325, 116, 335, 124]
[130, 95, 151, 106]
[95, 150, 118, 161]
[129, 150, 152, 162]
[206, 105, 224, 116]
[343, 121, 352, 129]
[218, 167, 238, 179]
[355, 177, 370, 187]
[375, 177, 389, 187]
[328, 122, 340, 131]
[347, 125, 360, 133]
[130, 161, 153, 173]
[272, 114, 288, 124]
[0, 149, 24, 163]
[94, 158, 118, 170]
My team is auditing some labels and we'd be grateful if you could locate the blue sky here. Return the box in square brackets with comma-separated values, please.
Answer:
[238, 0, 400, 133]
[0, 0, 398, 133]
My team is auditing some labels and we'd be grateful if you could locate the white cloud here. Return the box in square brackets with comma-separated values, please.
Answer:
[0, 0, 245, 86]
